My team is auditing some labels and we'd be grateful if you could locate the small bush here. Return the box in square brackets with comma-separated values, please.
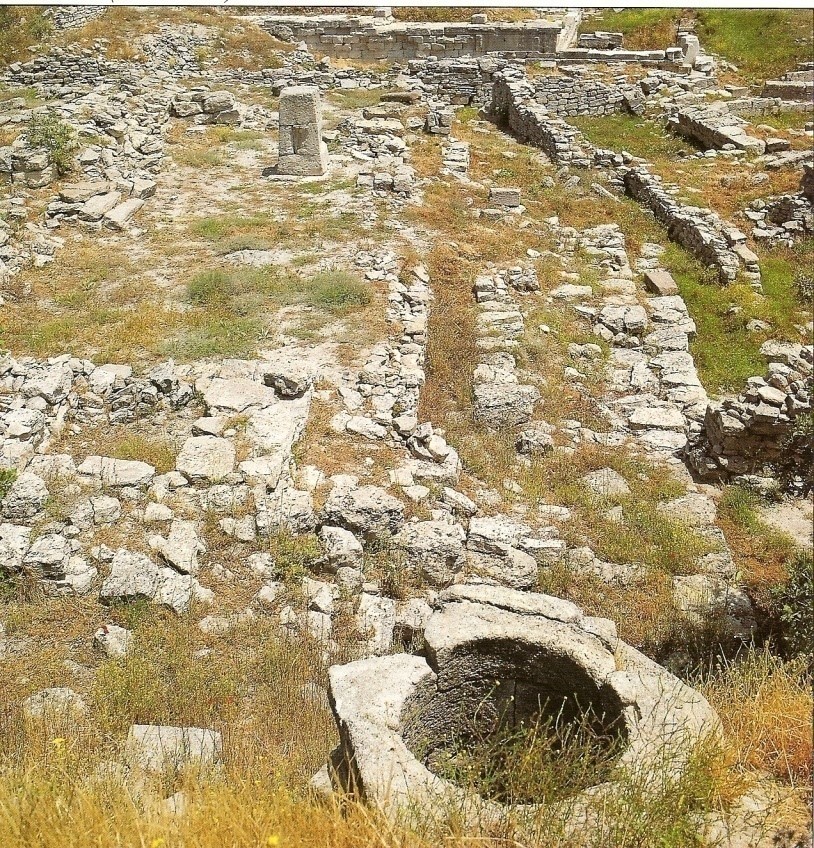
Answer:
[794, 269, 814, 304]
[188, 270, 234, 307]
[772, 550, 814, 665]
[308, 271, 371, 315]
[23, 109, 76, 173]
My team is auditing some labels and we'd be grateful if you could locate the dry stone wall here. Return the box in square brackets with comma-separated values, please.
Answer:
[263, 15, 562, 62]
[489, 70, 593, 166]
[688, 342, 813, 488]
[489, 70, 760, 287]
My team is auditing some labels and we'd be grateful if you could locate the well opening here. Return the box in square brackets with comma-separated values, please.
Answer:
[401, 638, 629, 804]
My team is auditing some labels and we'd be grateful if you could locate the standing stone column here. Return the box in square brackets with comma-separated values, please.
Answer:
[276, 85, 329, 176]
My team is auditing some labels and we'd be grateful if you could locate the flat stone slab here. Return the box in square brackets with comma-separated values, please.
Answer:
[176, 436, 236, 482]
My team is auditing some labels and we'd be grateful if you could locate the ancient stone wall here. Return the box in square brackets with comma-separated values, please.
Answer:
[490, 71, 593, 166]
[622, 167, 753, 284]
[46, 6, 106, 30]
[530, 72, 627, 117]
[728, 96, 813, 117]
[689, 343, 813, 486]
[263, 15, 561, 62]
[407, 57, 509, 106]
[763, 68, 814, 102]
[489, 71, 760, 287]
[669, 103, 765, 153]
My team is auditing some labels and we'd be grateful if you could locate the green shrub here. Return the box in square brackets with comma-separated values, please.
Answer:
[308, 271, 371, 314]
[794, 269, 814, 304]
[187, 269, 234, 307]
[23, 109, 76, 173]
[772, 550, 814, 665]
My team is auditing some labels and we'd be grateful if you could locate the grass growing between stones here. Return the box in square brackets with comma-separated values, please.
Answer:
[695, 9, 814, 83]
[424, 705, 625, 806]
[168, 266, 374, 358]
[55, 428, 181, 475]
[570, 113, 688, 161]
[579, 8, 682, 50]
[0, 597, 789, 848]
[0, 7, 51, 66]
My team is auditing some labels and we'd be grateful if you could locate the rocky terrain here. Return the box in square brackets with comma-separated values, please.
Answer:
[0, 7, 811, 848]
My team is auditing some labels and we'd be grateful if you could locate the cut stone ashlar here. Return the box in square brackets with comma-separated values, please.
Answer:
[275, 85, 329, 177]
[318, 584, 721, 830]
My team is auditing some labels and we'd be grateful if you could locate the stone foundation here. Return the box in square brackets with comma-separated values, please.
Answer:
[688, 342, 813, 485]
[263, 15, 562, 62]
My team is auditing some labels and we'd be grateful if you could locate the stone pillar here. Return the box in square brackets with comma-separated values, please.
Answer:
[276, 85, 328, 177]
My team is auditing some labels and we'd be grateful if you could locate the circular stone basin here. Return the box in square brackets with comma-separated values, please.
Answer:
[323, 584, 722, 826]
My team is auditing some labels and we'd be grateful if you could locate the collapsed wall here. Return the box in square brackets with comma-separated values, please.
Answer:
[668, 103, 766, 153]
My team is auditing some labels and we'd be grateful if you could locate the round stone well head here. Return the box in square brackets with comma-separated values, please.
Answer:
[323, 584, 722, 826]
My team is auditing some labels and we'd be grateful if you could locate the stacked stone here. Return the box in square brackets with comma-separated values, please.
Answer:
[0, 147, 55, 188]
[440, 140, 470, 175]
[4, 51, 120, 95]
[763, 68, 814, 102]
[577, 31, 624, 49]
[170, 89, 241, 125]
[689, 342, 813, 482]
[668, 103, 765, 153]
[803, 162, 814, 201]
[262, 15, 561, 62]
[746, 191, 814, 243]
[47, 6, 107, 29]
[139, 24, 215, 72]
[407, 57, 509, 106]
[490, 70, 592, 167]
[531, 71, 628, 117]
[471, 270, 540, 429]
[622, 167, 752, 285]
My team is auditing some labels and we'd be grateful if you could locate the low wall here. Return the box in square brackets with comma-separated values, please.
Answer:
[531, 71, 640, 117]
[407, 57, 509, 106]
[263, 15, 562, 62]
[688, 343, 813, 488]
[488, 69, 760, 286]
[490, 71, 592, 166]
[622, 168, 748, 284]
[669, 104, 765, 153]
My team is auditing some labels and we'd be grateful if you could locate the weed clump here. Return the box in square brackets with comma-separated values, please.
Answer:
[23, 109, 77, 173]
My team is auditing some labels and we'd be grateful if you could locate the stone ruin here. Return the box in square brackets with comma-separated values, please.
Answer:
[317, 585, 721, 829]
[689, 342, 814, 489]
[275, 85, 328, 177]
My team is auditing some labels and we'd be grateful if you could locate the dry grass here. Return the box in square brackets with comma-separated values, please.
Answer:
[53, 426, 181, 475]
[394, 7, 538, 23]
[717, 486, 798, 611]
[702, 647, 812, 787]
[0, 7, 51, 66]
[0, 597, 790, 848]
[293, 394, 398, 485]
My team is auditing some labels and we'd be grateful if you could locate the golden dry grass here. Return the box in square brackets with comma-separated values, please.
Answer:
[703, 648, 813, 787]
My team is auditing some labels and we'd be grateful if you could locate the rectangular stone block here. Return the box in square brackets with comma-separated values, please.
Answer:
[643, 269, 679, 296]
